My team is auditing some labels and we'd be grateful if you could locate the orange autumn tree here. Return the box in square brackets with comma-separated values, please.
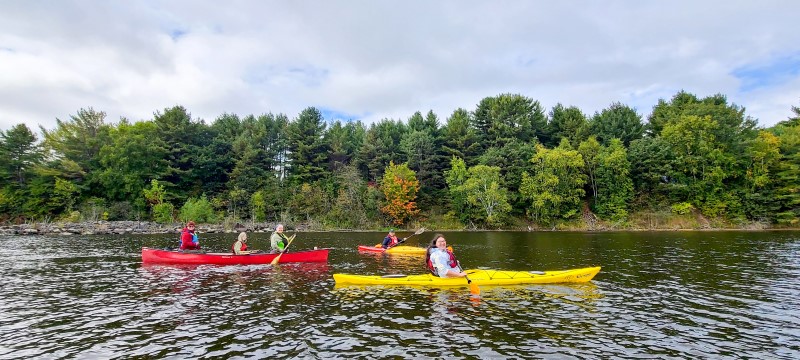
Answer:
[380, 161, 420, 225]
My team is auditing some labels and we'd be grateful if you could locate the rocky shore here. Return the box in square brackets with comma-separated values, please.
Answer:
[0, 221, 280, 236]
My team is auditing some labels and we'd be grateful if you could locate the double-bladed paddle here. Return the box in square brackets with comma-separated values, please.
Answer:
[270, 234, 296, 265]
[385, 228, 426, 250]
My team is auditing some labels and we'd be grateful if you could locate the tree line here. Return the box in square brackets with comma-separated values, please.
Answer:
[1, 91, 798, 229]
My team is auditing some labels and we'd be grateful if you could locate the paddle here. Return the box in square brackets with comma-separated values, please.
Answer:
[270, 234, 296, 265]
[457, 260, 480, 295]
[386, 228, 426, 250]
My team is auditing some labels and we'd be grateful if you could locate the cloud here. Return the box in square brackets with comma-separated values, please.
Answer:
[1, 0, 799, 133]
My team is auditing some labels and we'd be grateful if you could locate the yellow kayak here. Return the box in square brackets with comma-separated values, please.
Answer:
[333, 266, 601, 286]
[357, 245, 429, 255]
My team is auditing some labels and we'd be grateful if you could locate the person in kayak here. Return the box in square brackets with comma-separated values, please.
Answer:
[270, 224, 290, 253]
[381, 229, 405, 249]
[425, 234, 467, 278]
[232, 232, 259, 255]
[179, 221, 200, 250]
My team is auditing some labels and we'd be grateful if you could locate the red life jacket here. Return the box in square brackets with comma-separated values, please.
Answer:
[426, 248, 457, 275]
[232, 241, 248, 254]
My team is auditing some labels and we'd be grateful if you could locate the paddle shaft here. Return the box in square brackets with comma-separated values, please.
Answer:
[458, 260, 480, 294]
[387, 228, 425, 249]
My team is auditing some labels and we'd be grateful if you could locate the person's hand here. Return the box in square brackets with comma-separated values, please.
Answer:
[402, 238, 406, 241]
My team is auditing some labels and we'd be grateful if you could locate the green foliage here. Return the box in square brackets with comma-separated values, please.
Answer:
[106, 201, 134, 221]
[78, 198, 106, 222]
[578, 136, 602, 199]
[250, 191, 266, 222]
[589, 102, 644, 146]
[671, 202, 694, 215]
[356, 119, 407, 182]
[0, 123, 41, 186]
[445, 157, 472, 223]
[462, 165, 511, 227]
[771, 123, 800, 224]
[152, 203, 175, 223]
[442, 108, 481, 165]
[143, 179, 166, 206]
[547, 104, 589, 148]
[52, 178, 79, 212]
[3, 95, 799, 228]
[98, 120, 168, 203]
[662, 115, 737, 217]
[473, 94, 547, 149]
[287, 107, 330, 184]
[477, 138, 537, 207]
[327, 165, 373, 228]
[179, 195, 216, 223]
[594, 139, 634, 220]
[63, 211, 81, 223]
[520, 140, 587, 223]
[289, 183, 330, 222]
[401, 115, 447, 208]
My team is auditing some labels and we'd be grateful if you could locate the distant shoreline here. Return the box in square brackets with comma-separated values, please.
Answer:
[1, 220, 797, 236]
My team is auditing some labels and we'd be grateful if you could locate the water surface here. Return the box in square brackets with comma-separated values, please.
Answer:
[1, 231, 798, 359]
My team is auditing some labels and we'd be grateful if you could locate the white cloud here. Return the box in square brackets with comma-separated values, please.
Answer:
[1, 0, 798, 132]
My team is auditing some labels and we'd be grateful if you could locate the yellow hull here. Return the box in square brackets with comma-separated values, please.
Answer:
[333, 266, 601, 286]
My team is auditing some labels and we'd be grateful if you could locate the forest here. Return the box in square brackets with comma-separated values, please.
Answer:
[1, 91, 799, 230]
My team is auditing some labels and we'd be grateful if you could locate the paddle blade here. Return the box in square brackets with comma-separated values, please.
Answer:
[469, 282, 481, 295]
[270, 253, 283, 265]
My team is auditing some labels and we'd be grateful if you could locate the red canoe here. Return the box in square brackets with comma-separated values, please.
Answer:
[141, 247, 329, 265]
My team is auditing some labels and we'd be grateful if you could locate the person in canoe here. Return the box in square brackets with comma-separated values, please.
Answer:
[270, 224, 290, 253]
[381, 229, 406, 249]
[179, 221, 201, 250]
[232, 232, 260, 255]
[425, 234, 467, 278]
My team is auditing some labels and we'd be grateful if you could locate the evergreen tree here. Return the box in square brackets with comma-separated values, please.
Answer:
[287, 107, 330, 184]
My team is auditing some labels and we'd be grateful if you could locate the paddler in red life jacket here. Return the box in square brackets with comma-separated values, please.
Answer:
[425, 234, 467, 278]
[179, 221, 200, 250]
[381, 229, 404, 249]
[232, 232, 260, 255]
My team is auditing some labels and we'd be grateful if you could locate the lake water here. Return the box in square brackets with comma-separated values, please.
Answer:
[1, 231, 798, 359]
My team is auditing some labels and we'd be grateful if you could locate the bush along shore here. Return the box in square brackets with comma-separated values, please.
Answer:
[0, 221, 287, 236]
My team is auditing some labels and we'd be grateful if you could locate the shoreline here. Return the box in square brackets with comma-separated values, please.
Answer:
[0, 221, 797, 236]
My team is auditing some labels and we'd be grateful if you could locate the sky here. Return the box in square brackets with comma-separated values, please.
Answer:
[1, 0, 799, 133]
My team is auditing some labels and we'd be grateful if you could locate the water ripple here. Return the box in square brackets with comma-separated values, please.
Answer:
[1, 232, 799, 359]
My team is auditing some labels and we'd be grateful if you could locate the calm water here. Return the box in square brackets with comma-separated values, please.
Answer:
[1, 231, 799, 359]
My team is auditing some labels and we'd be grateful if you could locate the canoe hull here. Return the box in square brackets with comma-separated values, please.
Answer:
[357, 245, 427, 255]
[333, 266, 601, 286]
[141, 247, 328, 265]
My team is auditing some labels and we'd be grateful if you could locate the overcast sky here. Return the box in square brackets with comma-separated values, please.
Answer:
[1, 1, 799, 133]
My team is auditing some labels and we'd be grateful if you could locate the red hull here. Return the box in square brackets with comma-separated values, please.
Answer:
[357, 245, 386, 253]
[141, 247, 328, 265]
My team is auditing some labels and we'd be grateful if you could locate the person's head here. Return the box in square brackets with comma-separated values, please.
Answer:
[187, 221, 196, 231]
[276, 224, 284, 233]
[429, 234, 446, 249]
[238, 232, 247, 243]
[388, 229, 395, 235]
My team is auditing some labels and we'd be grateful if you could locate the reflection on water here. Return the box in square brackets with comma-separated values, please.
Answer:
[0, 231, 799, 359]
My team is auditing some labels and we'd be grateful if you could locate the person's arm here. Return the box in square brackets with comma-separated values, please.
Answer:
[445, 269, 467, 278]
[431, 251, 466, 278]
[381, 236, 390, 249]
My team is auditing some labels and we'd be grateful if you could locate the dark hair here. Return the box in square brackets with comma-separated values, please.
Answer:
[425, 234, 446, 269]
